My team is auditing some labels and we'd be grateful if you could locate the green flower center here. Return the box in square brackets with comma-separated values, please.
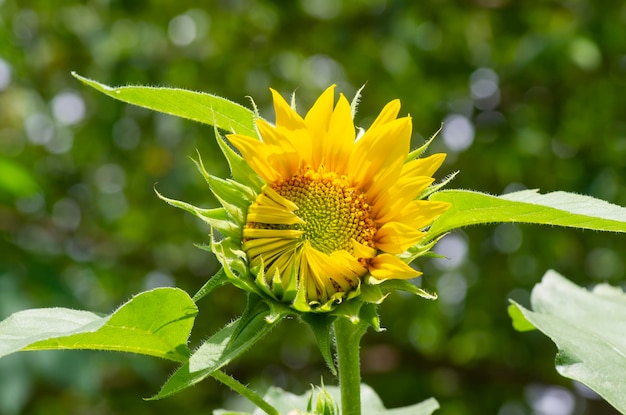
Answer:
[269, 166, 376, 254]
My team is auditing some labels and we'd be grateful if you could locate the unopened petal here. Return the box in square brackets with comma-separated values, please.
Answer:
[369, 254, 422, 281]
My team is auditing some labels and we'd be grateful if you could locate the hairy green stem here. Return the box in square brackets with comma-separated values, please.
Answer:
[334, 317, 368, 415]
[211, 370, 279, 415]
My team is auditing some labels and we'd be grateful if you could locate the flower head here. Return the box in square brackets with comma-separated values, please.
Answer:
[225, 86, 450, 312]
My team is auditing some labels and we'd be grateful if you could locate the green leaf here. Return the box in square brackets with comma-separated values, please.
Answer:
[510, 270, 626, 413]
[0, 288, 197, 362]
[72, 73, 257, 137]
[212, 384, 439, 415]
[151, 299, 287, 400]
[427, 189, 626, 239]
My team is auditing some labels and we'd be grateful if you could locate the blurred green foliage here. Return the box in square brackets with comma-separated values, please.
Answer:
[0, 0, 624, 414]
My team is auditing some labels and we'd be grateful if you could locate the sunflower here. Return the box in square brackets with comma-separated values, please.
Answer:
[226, 85, 450, 312]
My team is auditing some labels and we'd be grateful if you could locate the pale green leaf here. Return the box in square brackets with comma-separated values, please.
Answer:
[0, 288, 197, 362]
[428, 189, 626, 239]
[73, 72, 257, 137]
[213, 384, 439, 415]
[510, 270, 626, 413]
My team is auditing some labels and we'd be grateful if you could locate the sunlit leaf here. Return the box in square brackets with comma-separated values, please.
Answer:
[428, 189, 626, 239]
[72, 73, 258, 137]
[509, 270, 626, 413]
[151, 298, 287, 399]
[0, 288, 197, 362]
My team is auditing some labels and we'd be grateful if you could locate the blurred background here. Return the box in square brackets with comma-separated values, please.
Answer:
[1, 0, 625, 414]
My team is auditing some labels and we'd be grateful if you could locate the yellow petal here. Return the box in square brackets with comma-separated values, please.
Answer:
[368, 99, 401, 131]
[388, 200, 451, 230]
[244, 237, 298, 259]
[255, 119, 302, 177]
[246, 204, 304, 225]
[270, 88, 307, 131]
[304, 84, 336, 136]
[243, 228, 303, 239]
[373, 176, 435, 222]
[375, 222, 425, 254]
[259, 185, 299, 211]
[351, 239, 377, 258]
[369, 254, 422, 281]
[348, 117, 412, 190]
[227, 134, 282, 182]
[323, 94, 355, 173]
[401, 153, 447, 178]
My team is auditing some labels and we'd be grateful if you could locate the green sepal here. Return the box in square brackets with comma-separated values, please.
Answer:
[212, 238, 262, 296]
[265, 300, 293, 324]
[155, 189, 240, 240]
[405, 232, 447, 262]
[406, 125, 442, 161]
[379, 280, 437, 301]
[192, 153, 255, 224]
[193, 268, 229, 303]
[359, 302, 383, 332]
[358, 283, 388, 305]
[307, 381, 340, 415]
[280, 261, 299, 303]
[215, 130, 264, 194]
[251, 261, 278, 300]
[333, 299, 364, 324]
[350, 84, 366, 119]
[300, 313, 338, 375]
[271, 268, 285, 299]
[211, 235, 248, 276]
[419, 171, 459, 200]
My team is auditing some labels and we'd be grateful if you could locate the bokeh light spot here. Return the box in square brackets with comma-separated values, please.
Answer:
[0, 58, 11, 90]
[168, 14, 197, 46]
[51, 91, 86, 125]
[442, 115, 474, 152]
[432, 233, 468, 270]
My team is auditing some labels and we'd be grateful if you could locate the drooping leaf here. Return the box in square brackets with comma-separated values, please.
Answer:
[72, 73, 258, 137]
[0, 288, 197, 362]
[213, 384, 439, 415]
[427, 189, 626, 240]
[509, 270, 626, 413]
